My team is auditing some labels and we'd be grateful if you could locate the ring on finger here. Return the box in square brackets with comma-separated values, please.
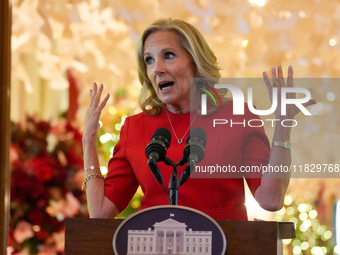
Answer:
[273, 82, 280, 87]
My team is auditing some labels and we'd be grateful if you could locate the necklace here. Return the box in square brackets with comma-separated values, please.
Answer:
[166, 110, 198, 144]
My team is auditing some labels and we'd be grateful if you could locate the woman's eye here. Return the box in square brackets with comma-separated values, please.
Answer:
[144, 57, 153, 65]
[165, 52, 175, 59]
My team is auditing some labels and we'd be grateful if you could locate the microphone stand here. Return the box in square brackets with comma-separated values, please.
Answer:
[150, 156, 191, 206]
[163, 157, 178, 205]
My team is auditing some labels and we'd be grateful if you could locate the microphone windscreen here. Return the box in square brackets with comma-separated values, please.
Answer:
[152, 127, 172, 143]
[186, 127, 207, 147]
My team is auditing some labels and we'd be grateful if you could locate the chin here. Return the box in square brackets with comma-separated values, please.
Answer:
[158, 96, 176, 105]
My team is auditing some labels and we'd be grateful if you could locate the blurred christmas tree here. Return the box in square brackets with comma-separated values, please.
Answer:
[274, 191, 338, 255]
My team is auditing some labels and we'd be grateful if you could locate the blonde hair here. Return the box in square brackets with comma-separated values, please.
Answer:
[136, 18, 224, 116]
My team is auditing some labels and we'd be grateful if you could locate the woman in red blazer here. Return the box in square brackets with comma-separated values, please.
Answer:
[82, 18, 315, 220]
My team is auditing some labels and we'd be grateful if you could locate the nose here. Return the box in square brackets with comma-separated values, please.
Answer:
[153, 58, 165, 76]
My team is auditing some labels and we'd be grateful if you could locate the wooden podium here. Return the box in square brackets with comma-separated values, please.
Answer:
[65, 218, 295, 255]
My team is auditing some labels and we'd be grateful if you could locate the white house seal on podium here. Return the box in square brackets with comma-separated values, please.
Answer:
[113, 205, 226, 255]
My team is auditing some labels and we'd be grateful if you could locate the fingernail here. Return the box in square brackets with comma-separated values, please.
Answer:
[278, 64, 282, 69]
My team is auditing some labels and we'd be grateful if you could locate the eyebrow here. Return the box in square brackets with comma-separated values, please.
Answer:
[144, 47, 177, 57]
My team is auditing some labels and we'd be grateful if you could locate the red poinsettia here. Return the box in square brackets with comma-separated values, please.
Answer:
[8, 116, 87, 255]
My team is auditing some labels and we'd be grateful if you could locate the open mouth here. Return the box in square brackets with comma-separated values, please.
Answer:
[159, 81, 174, 90]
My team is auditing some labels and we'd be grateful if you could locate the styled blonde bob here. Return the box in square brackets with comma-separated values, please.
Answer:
[136, 18, 223, 116]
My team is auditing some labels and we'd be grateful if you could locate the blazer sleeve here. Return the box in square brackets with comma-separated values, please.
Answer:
[242, 107, 270, 195]
[104, 117, 139, 213]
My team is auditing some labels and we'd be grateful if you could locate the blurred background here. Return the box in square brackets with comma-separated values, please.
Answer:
[8, 0, 340, 254]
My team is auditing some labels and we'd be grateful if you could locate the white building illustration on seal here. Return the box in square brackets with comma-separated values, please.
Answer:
[127, 214, 212, 255]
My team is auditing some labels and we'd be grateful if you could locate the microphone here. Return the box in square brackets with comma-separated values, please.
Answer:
[145, 128, 172, 184]
[178, 127, 207, 186]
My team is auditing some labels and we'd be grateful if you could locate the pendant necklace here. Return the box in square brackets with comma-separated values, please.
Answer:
[166, 110, 198, 144]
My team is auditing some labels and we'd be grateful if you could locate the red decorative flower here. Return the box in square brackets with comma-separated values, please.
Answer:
[9, 116, 86, 255]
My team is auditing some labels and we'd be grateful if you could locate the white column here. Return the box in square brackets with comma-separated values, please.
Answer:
[173, 230, 176, 254]
[163, 231, 166, 254]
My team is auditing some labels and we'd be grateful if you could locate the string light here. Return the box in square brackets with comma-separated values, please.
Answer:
[285, 52, 293, 59]
[100, 166, 108, 175]
[322, 230, 332, 240]
[279, 11, 292, 18]
[284, 194, 293, 205]
[334, 245, 339, 254]
[115, 123, 121, 131]
[256, 0, 265, 7]
[242, 40, 249, 47]
[131, 200, 140, 209]
[292, 239, 301, 247]
[286, 207, 295, 215]
[109, 146, 114, 157]
[134, 109, 142, 114]
[316, 226, 327, 235]
[277, 207, 286, 215]
[329, 38, 338, 47]
[99, 133, 112, 143]
[108, 106, 118, 115]
[310, 103, 324, 116]
[301, 241, 309, 250]
[326, 92, 335, 101]
[300, 223, 308, 232]
[121, 115, 127, 126]
[309, 210, 318, 219]
[249, 0, 265, 7]
[299, 58, 307, 66]
[290, 217, 298, 225]
[298, 11, 306, 18]
[283, 239, 292, 245]
[130, 101, 137, 108]
[111, 133, 118, 142]
[293, 246, 301, 254]
[302, 219, 311, 229]
[298, 203, 308, 212]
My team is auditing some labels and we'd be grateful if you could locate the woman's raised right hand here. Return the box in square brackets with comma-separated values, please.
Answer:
[83, 82, 110, 140]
